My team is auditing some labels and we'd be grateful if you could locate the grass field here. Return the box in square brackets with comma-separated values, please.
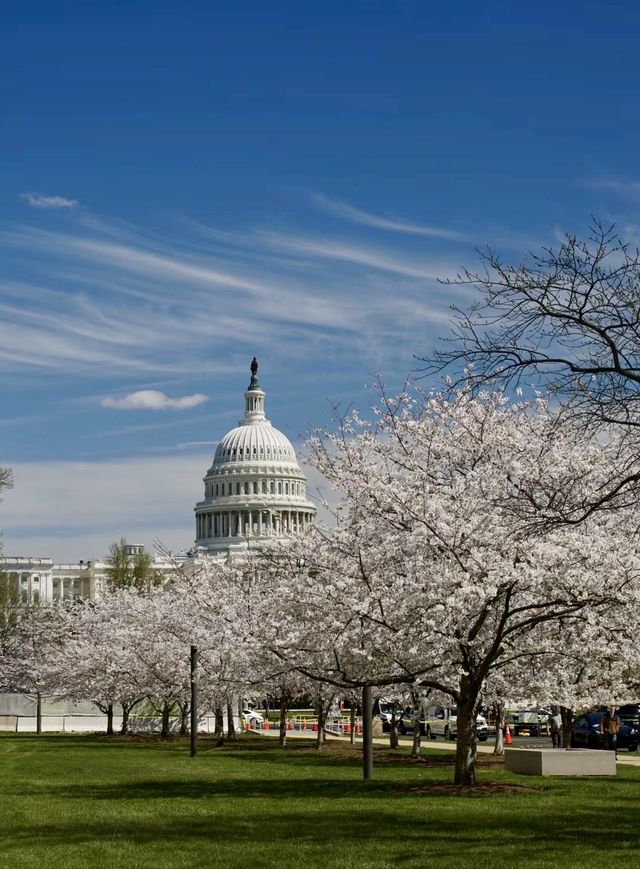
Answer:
[1, 733, 638, 868]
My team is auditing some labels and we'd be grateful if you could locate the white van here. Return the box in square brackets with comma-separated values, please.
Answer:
[424, 704, 489, 741]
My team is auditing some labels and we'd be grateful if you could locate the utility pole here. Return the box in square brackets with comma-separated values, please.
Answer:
[362, 684, 373, 780]
[190, 645, 198, 758]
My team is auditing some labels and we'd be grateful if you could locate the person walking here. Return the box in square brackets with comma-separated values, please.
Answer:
[549, 706, 563, 748]
[599, 708, 620, 755]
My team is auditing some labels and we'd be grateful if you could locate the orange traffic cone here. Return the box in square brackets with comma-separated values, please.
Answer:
[504, 723, 512, 745]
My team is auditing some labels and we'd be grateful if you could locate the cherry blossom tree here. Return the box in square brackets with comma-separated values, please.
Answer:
[33, 594, 150, 735]
[426, 220, 640, 517]
[256, 388, 640, 785]
[2, 603, 59, 731]
[0, 569, 22, 690]
[0, 466, 16, 687]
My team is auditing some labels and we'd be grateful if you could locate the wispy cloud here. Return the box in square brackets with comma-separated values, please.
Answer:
[0, 196, 489, 392]
[101, 390, 209, 411]
[582, 177, 640, 201]
[0, 220, 463, 381]
[256, 230, 460, 281]
[20, 192, 79, 209]
[313, 193, 470, 242]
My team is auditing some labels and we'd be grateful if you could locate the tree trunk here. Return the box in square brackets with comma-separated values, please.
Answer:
[36, 692, 42, 735]
[106, 703, 114, 737]
[389, 709, 399, 749]
[279, 694, 288, 749]
[214, 705, 224, 746]
[411, 708, 422, 758]
[453, 684, 478, 786]
[561, 706, 573, 750]
[316, 702, 325, 750]
[493, 701, 505, 755]
[120, 704, 130, 736]
[179, 702, 189, 737]
[160, 701, 171, 739]
[226, 702, 236, 740]
[120, 698, 143, 736]
[350, 705, 356, 746]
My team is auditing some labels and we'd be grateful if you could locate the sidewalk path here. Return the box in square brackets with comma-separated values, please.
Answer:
[253, 728, 640, 766]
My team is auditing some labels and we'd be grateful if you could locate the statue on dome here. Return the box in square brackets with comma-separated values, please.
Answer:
[249, 357, 260, 390]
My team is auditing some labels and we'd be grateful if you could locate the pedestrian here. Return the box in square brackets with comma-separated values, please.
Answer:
[599, 708, 620, 755]
[549, 706, 562, 748]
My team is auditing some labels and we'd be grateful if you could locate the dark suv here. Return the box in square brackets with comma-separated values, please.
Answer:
[570, 711, 639, 752]
[616, 704, 640, 732]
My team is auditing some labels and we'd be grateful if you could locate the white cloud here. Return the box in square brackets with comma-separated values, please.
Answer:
[101, 390, 209, 411]
[20, 192, 79, 209]
[313, 193, 470, 241]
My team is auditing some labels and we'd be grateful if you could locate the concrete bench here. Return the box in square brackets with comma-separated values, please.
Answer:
[505, 747, 616, 776]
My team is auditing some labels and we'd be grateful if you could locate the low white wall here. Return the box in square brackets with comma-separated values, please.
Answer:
[505, 748, 616, 776]
[5, 713, 234, 734]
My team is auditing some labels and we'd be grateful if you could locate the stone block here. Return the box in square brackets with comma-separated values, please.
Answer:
[505, 748, 616, 776]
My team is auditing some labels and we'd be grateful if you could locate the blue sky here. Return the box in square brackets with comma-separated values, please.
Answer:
[2, 0, 640, 560]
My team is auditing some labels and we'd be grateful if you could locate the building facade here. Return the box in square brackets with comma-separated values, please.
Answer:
[194, 359, 316, 555]
[1, 360, 315, 602]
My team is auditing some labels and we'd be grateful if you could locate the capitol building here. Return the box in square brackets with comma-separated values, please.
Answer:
[2, 360, 316, 604]
[194, 359, 315, 554]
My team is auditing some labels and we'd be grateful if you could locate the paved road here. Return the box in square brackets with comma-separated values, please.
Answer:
[399, 733, 640, 766]
[256, 727, 640, 766]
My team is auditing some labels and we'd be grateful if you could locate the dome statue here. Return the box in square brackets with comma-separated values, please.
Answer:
[193, 360, 316, 554]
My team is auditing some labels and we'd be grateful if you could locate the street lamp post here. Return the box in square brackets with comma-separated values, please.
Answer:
[362, 684, 373, 780]
[190, 645, 198, 758]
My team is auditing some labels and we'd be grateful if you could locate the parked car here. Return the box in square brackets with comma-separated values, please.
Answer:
[375, 701, 404, 733]
[570, 711, 639, 752]
[396, 710, 427, 736]
[616, 704, 640, 732]
[242, 709, 264, 727]
[507, 708, 551, 736]
[424, 704, 489, 741]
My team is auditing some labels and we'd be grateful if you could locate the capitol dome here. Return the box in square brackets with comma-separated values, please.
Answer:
[213, 419, 296, 466]
[194, 359, 316, 554]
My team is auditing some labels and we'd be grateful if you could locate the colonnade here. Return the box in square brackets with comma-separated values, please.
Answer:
[196, 509, 313, 540]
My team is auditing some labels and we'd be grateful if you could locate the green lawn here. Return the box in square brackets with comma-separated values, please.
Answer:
[1, 733, 638, 868]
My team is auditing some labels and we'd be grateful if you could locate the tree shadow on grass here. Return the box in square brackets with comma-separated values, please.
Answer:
[11, 776, 399, 801]
[1, 804, 639, 866]
[14, 766, 640, 803]
[0, 734, 169, 752]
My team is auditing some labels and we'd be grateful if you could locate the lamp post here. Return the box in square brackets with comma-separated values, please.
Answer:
[362, 685, 373, 780]
[190, 645, 198, 758]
